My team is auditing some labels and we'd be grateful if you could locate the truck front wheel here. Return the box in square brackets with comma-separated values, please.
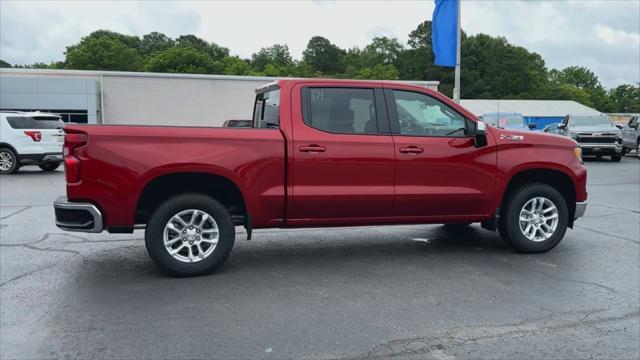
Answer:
[145, 193, 235, 277]
[499, 183, 569, 253]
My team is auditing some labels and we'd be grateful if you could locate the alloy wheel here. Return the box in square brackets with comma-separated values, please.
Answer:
[163, 209, 219, 263]
[0, 151, 14, 171]
[518, 197, 559, 242]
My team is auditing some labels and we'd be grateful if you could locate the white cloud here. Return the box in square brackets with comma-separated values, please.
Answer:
[596, 24, 640, 47]
[1, 0, 638, 88]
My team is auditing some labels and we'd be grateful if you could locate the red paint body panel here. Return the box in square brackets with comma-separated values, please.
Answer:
[65, 126, 285, 228]
[62, 79, 587, 231]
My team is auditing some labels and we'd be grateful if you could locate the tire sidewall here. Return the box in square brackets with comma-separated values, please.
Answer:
[502, 184, 569, 253]
[0, 148, 18, 174]
[145, 194, 235, 276]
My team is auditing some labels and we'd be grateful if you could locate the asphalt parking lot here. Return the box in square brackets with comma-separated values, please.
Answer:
[1, 156, 638, 359]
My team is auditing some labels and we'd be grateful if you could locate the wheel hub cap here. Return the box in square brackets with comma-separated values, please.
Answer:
[518, 197, 559, 242]
[162, 209, 219, 263]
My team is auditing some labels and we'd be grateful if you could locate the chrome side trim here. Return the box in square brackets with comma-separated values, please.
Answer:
[574, 201, 587, 220]
[53, 196, 103, 233]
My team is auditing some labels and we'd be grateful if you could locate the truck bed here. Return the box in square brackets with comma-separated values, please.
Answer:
[64, 124, 286, 230]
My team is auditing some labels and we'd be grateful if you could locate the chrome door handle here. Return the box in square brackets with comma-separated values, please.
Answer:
[399, 146, 423, 154]
[299, 145, 326, 153]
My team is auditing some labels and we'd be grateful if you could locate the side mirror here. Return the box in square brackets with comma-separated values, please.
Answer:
[528, 123, 537, 129]
[615, 124, 623, 129]
[474, 121, 487, 148]
[630, 123, 638, 129]
[558, 124, 566, 129]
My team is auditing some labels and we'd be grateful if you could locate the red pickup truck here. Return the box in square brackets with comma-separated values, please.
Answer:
[54, 79, 587, 276]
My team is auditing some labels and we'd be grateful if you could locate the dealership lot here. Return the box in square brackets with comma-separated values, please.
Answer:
[1, 158, 638, 359]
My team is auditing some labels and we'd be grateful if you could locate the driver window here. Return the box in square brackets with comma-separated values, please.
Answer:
[392, 90, 468, 137]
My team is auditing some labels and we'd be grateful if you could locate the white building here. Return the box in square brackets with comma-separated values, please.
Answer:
[0, 69, 439, 127]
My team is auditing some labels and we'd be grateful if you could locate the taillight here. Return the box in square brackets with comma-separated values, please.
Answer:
[24, 131, 42, 142]
[65, 156, 81, 182]
[63, 133, 87, 183]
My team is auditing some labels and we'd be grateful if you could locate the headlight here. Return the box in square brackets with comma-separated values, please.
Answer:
[569, 133, 578, 140]
[574, 147, 582, 160]
[616, 133, 622, 139]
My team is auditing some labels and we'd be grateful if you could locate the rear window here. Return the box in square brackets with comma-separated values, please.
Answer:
[253, 90, 280, 128]
[7, 116, 64, 129]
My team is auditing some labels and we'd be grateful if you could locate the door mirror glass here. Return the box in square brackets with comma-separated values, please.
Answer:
[474, 121, 487, 148]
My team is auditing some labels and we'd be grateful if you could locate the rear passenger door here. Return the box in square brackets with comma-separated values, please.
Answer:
[289, 84, 395, 220]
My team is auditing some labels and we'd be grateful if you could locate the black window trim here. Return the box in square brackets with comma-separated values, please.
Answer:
[385, 88, 473, 138]
[300, 86, 391, 136]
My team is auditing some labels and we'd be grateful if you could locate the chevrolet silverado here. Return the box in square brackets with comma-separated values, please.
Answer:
[54, 79, 588, 276]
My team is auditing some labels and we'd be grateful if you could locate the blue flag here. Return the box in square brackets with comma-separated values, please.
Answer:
[432, 0, 458, 67]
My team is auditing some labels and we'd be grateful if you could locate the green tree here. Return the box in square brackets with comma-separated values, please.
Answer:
[0, 59, 11, 68]
[220, 56, 252, 75]
[364, 37, 403, 65]
[251, 44, 293, 72]
[461, 34, 547, 99]
[65, 36, 142, 71]
[175, 35, 229, 61]
[353, 64, 399, 80]
[302, 36, 346, 74]
[140, 32, 175, 57]
[607, 84, 640, 113]
[81, 30, 141, 50]
[145, 46, 220, 74]
[549, 66, 608, 110]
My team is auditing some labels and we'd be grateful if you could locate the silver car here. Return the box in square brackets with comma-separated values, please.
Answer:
[557, 114, 623, 162]
[621, 115, 639, 157]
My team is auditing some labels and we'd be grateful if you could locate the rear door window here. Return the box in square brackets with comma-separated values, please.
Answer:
[6, 116, 64, 129]
[302, 88, 378, 134]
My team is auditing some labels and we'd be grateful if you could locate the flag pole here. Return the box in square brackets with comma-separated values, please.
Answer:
[453, 0, 461, 103]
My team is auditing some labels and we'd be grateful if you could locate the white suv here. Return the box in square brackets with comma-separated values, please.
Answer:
[0, 111, 65, 174]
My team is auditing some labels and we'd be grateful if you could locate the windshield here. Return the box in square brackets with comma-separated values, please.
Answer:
[7, 116, 64, 129]
[571, 116, 613, 127]
[253, 89, 280, 128]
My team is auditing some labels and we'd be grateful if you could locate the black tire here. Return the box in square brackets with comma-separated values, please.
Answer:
[498, 183, 569, 253]
[38, 162, 60, 171]
[611, 155, 622, 162]
[145, 193, 235, 277]
[0, 148, 19, 174]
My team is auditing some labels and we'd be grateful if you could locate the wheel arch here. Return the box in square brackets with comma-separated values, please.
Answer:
[498, 167, 577, 227]
[135, 170, 248, 226]
[0, 142, 18, 154]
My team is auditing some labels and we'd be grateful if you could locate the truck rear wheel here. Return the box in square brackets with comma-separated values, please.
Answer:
[145, 193, 235, 277]
[498, 183, 569, 253]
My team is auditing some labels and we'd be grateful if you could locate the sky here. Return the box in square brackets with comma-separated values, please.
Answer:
[1, 0, 638, 88]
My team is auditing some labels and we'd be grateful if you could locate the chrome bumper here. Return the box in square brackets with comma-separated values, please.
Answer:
[575, 201, 587, 220]
[53, 196, 103, 233]
[578, 143, 622, 151]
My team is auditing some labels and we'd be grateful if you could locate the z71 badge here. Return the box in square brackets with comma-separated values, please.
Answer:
[500, 134, 524, 141]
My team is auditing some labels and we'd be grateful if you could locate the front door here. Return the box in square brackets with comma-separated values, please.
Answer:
[290, 85, 395, 220]
[385, 87, 497, 218]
